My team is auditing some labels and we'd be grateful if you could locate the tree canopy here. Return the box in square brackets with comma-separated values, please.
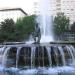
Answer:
[0, 15, 36, 43]
[0, 19, 16, 42]
[15, 15, 35, 41]
[53, 13, 70, 35]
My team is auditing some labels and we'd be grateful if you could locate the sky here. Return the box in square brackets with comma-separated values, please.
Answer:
[0, 0, 35, 15]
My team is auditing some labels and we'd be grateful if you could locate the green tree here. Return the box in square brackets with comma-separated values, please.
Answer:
[15, 15, 35, 41]
[53, 13, 69, 36]
[0, 15, 36, 43]
[0, 18, 16, 42]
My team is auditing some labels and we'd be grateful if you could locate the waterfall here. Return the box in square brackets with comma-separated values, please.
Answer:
[58, 46, 66, 66]
[2, 47, 11, 67]
[31, 46, 36, 68]
[46, 47, 52, 67]
[0, 44, 75, 69]
[69, 45, 75, 58]
[66, 46, 74, 62]
[53, 46, 59, 66]
[16, 47, 22, 68]
[0, 46, 6, 54]
[0, 46, 6, 64]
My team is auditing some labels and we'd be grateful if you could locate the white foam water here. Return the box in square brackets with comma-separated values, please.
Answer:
[0, 65, 75, 75]
[12, 67, 75, 75]
[40, 35, 54, 43]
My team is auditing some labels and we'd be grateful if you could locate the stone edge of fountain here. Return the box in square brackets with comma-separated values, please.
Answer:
[50, 41, 75, 45]
[0, 41, 75, 45]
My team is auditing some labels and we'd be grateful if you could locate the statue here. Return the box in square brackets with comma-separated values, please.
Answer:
[32, 23, 41, 43]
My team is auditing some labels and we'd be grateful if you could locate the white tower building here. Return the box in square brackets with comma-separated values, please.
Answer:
[33, 0, 75, 24]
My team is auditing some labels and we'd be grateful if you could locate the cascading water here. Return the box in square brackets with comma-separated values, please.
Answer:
[2, 47, 11, 66]
[16, 47, 22, 68]
[0, 44, 75, 75]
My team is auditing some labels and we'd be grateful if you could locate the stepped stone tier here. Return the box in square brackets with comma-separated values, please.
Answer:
[0, 42, 75, 68]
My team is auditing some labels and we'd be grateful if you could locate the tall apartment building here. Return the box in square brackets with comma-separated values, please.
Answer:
[33, 0, 75, 24]
[61, 0, 75, 24]
[33, 0, 40, 15]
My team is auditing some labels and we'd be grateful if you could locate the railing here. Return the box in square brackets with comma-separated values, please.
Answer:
[56, 33, 75, 41]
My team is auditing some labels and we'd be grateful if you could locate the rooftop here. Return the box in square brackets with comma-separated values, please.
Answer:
[0, 8, 28, 15]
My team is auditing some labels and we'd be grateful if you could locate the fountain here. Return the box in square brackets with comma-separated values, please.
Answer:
[0, 44, 75, 75]
[0, 0, 75, 75]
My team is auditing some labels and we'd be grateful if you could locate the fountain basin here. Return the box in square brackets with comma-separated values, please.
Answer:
[0, 42, 75, 75]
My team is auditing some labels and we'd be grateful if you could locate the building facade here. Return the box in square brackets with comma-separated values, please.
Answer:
[0, 8, 27, 22]
[59, 0, 75, 24]
[33, 0, 75, 24]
